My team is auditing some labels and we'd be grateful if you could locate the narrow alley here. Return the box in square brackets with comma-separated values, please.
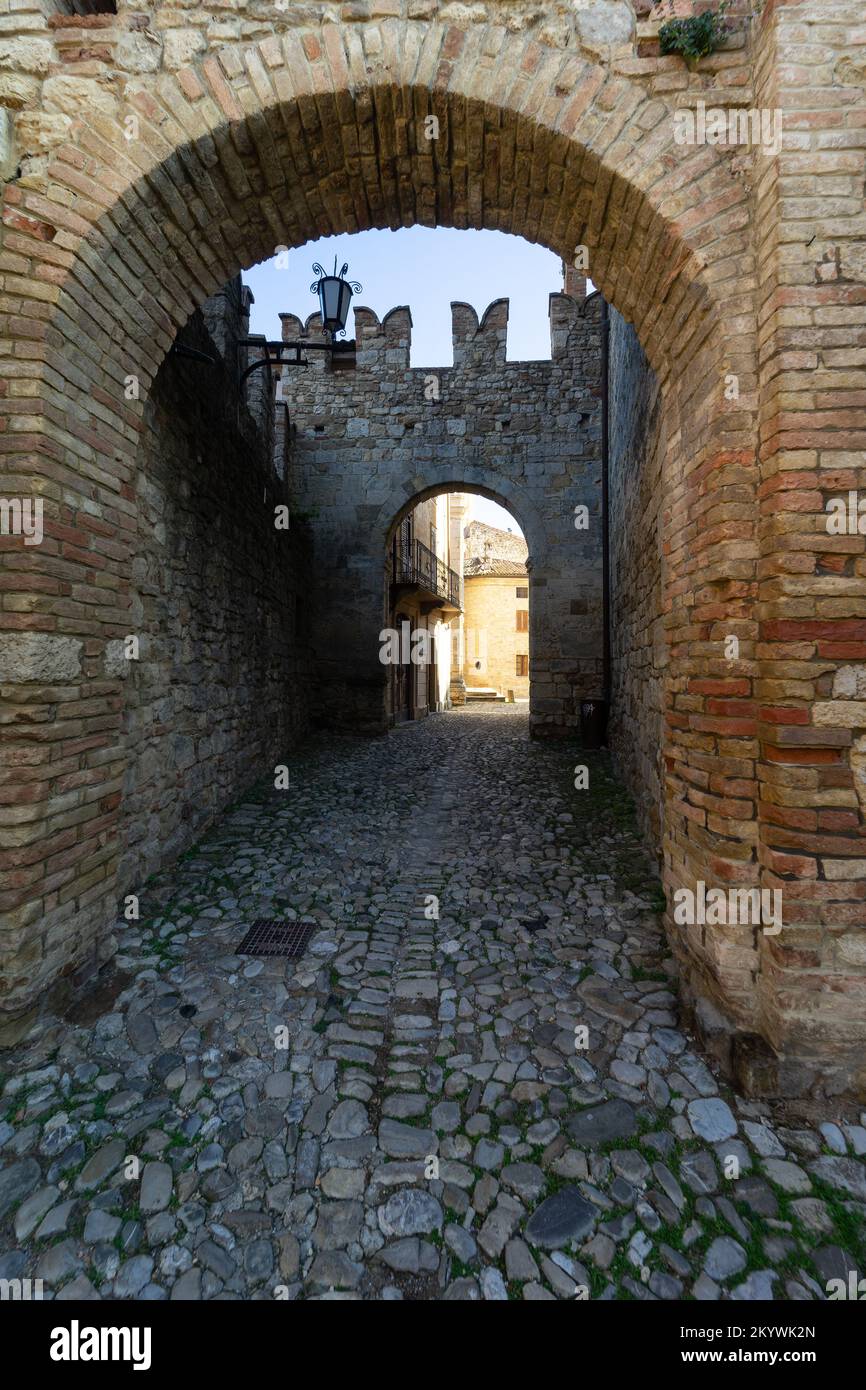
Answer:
[2, 707, 863, 1302]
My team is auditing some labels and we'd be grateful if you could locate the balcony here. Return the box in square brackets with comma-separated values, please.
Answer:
[391, 538, 462, 614]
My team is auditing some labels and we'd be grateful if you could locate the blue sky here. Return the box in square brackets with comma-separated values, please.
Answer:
[244, 227, 565, 533]
[245, 226, 564, 363]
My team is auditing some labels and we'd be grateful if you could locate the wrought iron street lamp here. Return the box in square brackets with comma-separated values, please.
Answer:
[310, 259, 362, 338]
[236, 259, 363, 387]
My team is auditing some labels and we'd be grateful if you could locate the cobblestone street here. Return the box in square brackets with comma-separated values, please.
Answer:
[1, 706, 864, 1302]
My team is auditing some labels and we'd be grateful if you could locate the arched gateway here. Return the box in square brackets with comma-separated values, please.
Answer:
[1, 1, 864, 1098]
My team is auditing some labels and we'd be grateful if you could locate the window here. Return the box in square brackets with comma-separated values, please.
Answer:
[516, 586, 528, 598]
[516, 654, 528, 677]
[516, 609, 528, 632]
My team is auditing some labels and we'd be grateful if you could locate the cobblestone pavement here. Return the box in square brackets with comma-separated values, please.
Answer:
[2, 705, 865, 1302]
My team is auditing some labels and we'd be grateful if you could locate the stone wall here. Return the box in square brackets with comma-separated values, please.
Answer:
[277, 291, 604, 737]
[117, 289, 312, 898]
[608, 308, 665, 852]
[464, 519, 528, 568]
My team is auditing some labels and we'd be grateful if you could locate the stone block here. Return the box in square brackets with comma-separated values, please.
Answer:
[0, 635, 82, 683]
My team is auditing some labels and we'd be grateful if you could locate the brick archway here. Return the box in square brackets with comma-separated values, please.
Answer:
[2, 4, 862, 1096]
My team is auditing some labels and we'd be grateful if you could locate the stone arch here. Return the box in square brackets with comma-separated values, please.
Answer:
[382, 480, 535, 723]
[0, 14, 763, 1066]
[381, 480, 541, 563]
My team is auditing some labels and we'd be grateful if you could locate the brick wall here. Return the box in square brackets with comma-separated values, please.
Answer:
[748, 0, 866, 1094]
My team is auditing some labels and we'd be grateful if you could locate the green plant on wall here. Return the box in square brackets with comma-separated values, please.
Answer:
[290, 503, 320, 523]
[658, 3, 730, 64]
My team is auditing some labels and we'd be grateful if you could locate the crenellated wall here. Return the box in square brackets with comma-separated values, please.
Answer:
[277, 288, 604, 736]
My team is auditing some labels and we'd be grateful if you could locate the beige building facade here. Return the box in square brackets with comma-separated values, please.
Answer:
[463, 574, 530, 701]
[385, 499, 530, 718]
[462, 520, 530, 701]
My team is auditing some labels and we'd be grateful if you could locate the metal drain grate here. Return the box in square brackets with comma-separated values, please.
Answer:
[236, 919, 315, 958]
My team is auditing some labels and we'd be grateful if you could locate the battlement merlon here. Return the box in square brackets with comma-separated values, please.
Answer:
[278, 309, 331, 374]
[451, 299, 508, 369]
[279, 310, 331, 341]
[549, 289, 603, 360]
[354, 306, 412, 370]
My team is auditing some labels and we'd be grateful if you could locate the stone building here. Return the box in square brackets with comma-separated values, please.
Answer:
[385, 497, 533, 715]
[272, 282, 602, 736]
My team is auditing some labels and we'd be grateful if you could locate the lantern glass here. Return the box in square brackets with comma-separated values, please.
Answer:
[318, 276, 353, 335]
[311, 261, 360, 338]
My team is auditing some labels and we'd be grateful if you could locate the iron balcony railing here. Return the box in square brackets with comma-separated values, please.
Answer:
[393, 538, 462, 610]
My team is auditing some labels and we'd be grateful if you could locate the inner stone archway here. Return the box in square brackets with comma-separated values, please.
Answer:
[3, 2, 863, 1099]
[382, 484, 533, 722]
[276, 282, 602, 736]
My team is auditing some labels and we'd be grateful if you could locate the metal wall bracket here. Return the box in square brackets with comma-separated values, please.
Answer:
[169, 341, 218, 365]
[237, 338, 354, 388]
